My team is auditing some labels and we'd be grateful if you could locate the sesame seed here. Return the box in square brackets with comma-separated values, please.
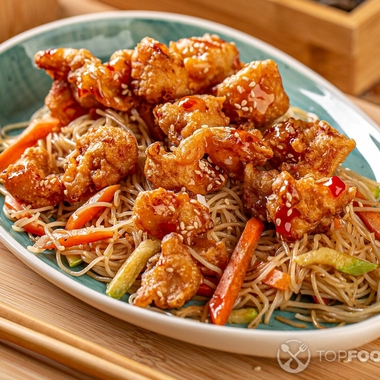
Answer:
[207, 184, 213, 192]
[114, 96, 121, 104]
[286, 193, 293, 202]
[235, 103, 241, 109]
[241, 99, 247, 106]
[122, 89, 129, 95]
[180, 221, 185, 230]
[237, 85, 244, 93]
[287, 209, 292, 217]
[157, 290, 163, 298]
[168, 205, 176, 212]
[249, 81, 256, 87]
[194, 222, 199, 228]
[194, 170, 202, 175]
[166, 267, 174, 273]
[187, 225, 194, 230]
[121, 83, 128, 89]
[276, 218, 281, 226]
[90, 73, 97, 80]
[286, 202, 291, 208]
[113, 73, 119, 81]
[242, 107, 249, 112]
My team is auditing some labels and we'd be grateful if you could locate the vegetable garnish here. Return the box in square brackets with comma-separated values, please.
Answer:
[354, 190, 380, 240]
[294, 247, 377, 276]
[3, 194, 45, 236]
[0, 117, 60, 172]
[209, 217, 264, 325]
[65, 184, 120, 230]
[33, 228, 114, 250]
[262, 268, 290, 291]
[106, 239, 161, 299]
[227, 308, 258, 324]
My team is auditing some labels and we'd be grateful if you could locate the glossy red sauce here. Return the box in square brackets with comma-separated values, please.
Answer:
[275, 205, 300, 238]
[323, 176, 346, 197]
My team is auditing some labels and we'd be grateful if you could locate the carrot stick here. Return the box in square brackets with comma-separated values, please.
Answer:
[209, 217, 264, 325]
[355, 190, 380, 240]
[0, 117, 60, 172]
[65, 184, 120, 230]
[33, 229, 114, 250]
[4, 194, 45, 236]
[262, 269, 290, 290]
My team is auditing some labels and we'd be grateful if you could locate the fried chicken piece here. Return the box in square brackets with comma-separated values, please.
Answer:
[68, 49, 138, 111]
[266, 171, 356, 240]
[145, 142, 228, 195]
[1, 147, 64, 208]
[35, 48, 138, 124]
[153, 94, 230, 145]
[45, 80, 88, 126]
[215, 59, 289, 127]
[169, 33, 242, 93]
[63, 125, 138, 204]
[175, 126, 273, 179]
[133, 188, 213, 244]
[191, 238, 229, 276]
[131, 37, 191, 104]
[133, 233, 202, 309]
[34, 48, 96, 80]
[263, 118, 356, 180]
[243, 163, 279, 221]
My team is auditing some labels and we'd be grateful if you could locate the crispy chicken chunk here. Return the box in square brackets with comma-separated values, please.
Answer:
[191, 238, 229, 276]
[35, 48, 138, 124]
[215, 59, 289, 127]
[153, 94, 230, 145]
[133, 233, 202, 309]
[63, 125, 138, 204]
[175, 126, 273, 179]
[45, 80, 88, 126]
[68, 49, 138, 112]
[169, 34, 242, 93]
[133, 188, 213, 244]
[144, 142, 228, 195]
[266, 171, 356, 240]
[263, 118, 356, 180]
[131, 37, 191, 104]
[1, 147, 64, 208]
[243, 163, 279, 221]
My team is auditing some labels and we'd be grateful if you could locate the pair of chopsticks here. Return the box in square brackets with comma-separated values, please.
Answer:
[0, 300, 175, 380]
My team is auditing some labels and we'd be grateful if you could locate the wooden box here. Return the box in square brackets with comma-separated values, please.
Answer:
[0, 0, 59, 43]
[99, 0, 380, 95]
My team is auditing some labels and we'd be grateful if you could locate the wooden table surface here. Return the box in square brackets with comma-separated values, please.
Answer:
[2, 1, 380, 379]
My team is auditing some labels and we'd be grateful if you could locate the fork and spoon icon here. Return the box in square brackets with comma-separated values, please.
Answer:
[278, 341, 310, 373]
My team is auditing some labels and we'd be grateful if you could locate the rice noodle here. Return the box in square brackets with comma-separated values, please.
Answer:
[2, 106, 380, 330]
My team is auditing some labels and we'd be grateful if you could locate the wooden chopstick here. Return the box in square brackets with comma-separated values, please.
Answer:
[0, 301, 175, 380]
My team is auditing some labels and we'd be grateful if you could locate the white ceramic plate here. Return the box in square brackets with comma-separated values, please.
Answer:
[1, 11, 380, 357]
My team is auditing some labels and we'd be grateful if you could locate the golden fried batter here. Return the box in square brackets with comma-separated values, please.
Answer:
[131, 37, 191, 104]
[68, 49, 138, 111]
[175, 126, 273, 178]
[63, 125, 138, 204]
[35, 48, 138, 124]
[45, 80, 88, 126]
[266, 171, 356, 240]
[145, 142, 228, 195]
[215, 59, 289, 127]
[263, 118, 356, 179]
[1, 147, 64, 208]
[191, 238, 229, 277]
[243, 163, 279, 221]
[133, 233, 202, 309]
[170, 33, 242, 93]
[153, 94, 230, 145]
[133, 187, 213, 244]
